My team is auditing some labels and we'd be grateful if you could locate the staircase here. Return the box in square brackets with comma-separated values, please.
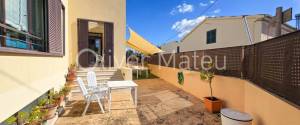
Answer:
[76, 67, 124, 82]
[69, 67, 124, 93]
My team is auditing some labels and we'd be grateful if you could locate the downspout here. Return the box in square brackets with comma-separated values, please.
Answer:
[242, 16, 254, 45]
[241, 15, 254, 78]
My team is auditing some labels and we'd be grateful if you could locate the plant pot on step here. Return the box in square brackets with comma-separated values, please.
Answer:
[41, 104, 58, 120]
[55, 96, 65, 106]
[204, 97, 222, 113]
[66, 74, 76, 81]
[25, 121, 42, 125]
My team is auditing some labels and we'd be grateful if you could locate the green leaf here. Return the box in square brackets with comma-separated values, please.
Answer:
[5, 116, 17, 125]
[178, 72, 184, 85]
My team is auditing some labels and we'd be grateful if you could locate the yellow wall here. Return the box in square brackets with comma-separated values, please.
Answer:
[149, 64, 300, 125]
[68, 0, 126, 67]
[180, 16, 262, 52]
[0, 0, 70, 122]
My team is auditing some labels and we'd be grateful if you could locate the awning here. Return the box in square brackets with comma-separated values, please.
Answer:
[127, 28, 163, 55]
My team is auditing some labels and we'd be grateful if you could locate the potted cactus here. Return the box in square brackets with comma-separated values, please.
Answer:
[200, 62, 222, 113]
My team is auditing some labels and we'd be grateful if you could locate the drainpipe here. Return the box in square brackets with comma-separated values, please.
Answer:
[242, 16, 254, 45]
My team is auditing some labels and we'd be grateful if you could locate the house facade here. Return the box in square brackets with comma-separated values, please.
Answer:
[166, 15, 296, 53]
[160, 41, 180, 54]
[68, 0, 126, 68]
[0, 0, 126, 123]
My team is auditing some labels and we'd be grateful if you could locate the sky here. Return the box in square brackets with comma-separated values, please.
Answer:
[126, 0, 300, 46]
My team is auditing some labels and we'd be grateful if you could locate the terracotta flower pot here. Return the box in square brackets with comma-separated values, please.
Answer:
[65, 81, 76, 88]
[25, 121, 42, 125]
[204, 97, 222, 113]
[67, 74, 76, 81]
[41, 104, 58, 120]
[55, 96, 65, 106]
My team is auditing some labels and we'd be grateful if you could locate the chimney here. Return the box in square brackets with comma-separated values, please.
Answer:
[296, 14, 300, 30]
[275, 7, 283, 36]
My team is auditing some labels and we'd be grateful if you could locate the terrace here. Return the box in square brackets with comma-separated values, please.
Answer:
[55, 78, 221, 125]
[54, 31, 300, 125]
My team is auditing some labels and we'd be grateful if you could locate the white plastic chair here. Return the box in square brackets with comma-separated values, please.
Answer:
[76, 77, 107, 116]
[87, 71, 108, 92]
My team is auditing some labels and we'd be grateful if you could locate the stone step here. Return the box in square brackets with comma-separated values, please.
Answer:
[76, 72, 117, 77]
[76, 69, 118, 73]
[77, 67, 118, 71]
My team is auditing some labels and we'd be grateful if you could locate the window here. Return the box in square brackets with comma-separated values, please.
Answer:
[0, 0, 48, 52]
[177, 46, 180, 53]
[207, 29, 216, 44]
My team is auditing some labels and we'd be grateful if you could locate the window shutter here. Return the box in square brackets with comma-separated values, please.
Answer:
[77, 19, 89, 67]
[0, 0, 4, 23]
[48, 0, 63, 55]
[104, 22, 114, 67]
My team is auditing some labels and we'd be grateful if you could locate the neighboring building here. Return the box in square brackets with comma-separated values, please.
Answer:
[160, 41, 180, 53]
[179, 14, 296, 52]
[0, 0, 126, 122]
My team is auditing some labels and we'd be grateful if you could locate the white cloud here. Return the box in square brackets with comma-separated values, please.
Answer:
[213, 9, 221, 14]
[199, 2, 208, 7]
[170, 3, 194, 15]
[210, 0, 215, 4]
[172, 16, 206, 37]
[170, 9, 177, 15]
[178, 3, 194, 13]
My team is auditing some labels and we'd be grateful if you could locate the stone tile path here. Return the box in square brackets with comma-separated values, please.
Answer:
[135, 79, 221, 125]
[55, 89, 141, 125]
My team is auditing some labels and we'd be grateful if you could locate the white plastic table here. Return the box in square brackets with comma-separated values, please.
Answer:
[132, 66, 149, 79]
[107, 81, 138, 111]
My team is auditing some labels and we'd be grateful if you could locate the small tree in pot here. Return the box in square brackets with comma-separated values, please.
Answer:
[200, 62, 222, 113]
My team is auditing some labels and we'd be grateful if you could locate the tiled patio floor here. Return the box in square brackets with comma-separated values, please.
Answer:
[55, 78, 221, 125]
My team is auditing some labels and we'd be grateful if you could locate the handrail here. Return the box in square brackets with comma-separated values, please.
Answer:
[0, 23, 42, 40]
[0, 35, 42, 46]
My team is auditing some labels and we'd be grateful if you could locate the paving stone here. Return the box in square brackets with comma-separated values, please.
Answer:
[153, 90, 179, 101]
[138, 105, 158, 121]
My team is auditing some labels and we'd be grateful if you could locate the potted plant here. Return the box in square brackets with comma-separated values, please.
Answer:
[38, 92, 58, 120]
[61, 85, 71, 97]
[53, 90, 64, 106]
[17, 111, 29, 125]
[178, 71, 184, 85]
[200, 62, 222, 113]
[5, 116, 17, 125]
[66, 64, 76, 81]
[26, 106, 43, 125]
